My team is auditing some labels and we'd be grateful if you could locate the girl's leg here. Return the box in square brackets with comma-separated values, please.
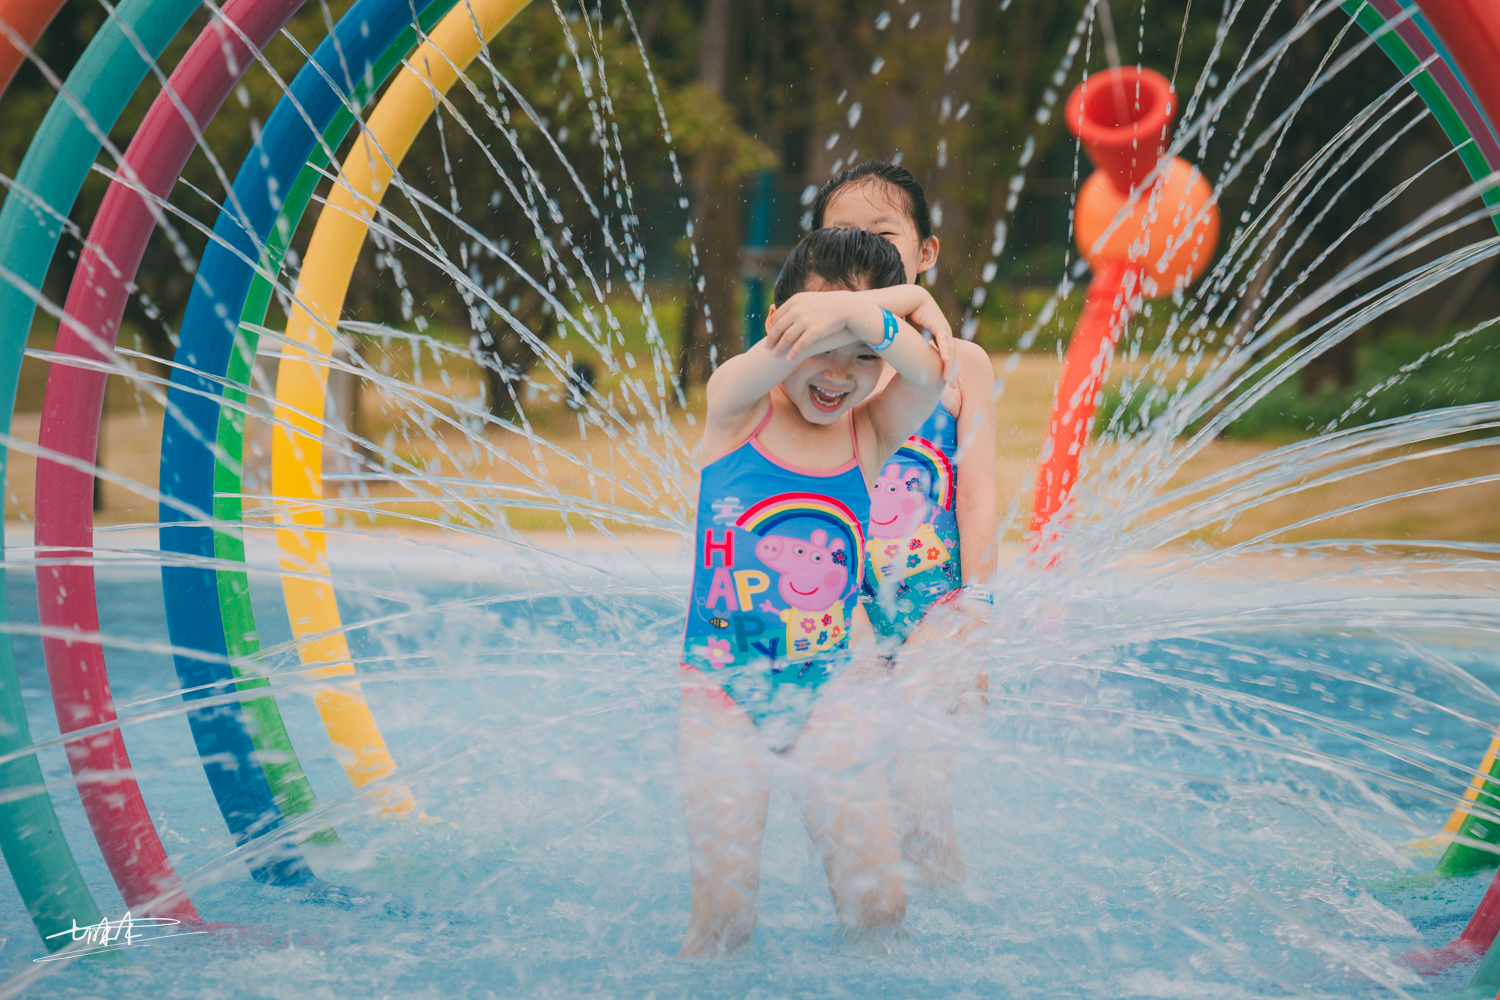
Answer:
[789, 697, 906, 933]
[678, 689, 772, 957]
[888, 610, 981, 885]
[889, 746, 964, 885]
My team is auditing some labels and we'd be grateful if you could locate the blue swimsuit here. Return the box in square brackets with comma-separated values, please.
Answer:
[860, 402, 962, 642]
[681, 405, 870, 750]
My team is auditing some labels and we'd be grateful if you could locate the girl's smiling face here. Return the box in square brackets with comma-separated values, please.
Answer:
[820, 179, 940, 283]
[773, 274, 885, 425]
[780, 342, 884, 425]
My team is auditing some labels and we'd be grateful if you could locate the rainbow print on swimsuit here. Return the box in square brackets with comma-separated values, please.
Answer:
[866, 439, 953, 584]
[894, 436, 954, 511]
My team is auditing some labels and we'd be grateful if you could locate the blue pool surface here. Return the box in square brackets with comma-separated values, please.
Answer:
[2, 556, 1499, 998]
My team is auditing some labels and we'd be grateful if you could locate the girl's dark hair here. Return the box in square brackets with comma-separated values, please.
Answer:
[810, 160, 933, 241]
[773, 227, 906, 306]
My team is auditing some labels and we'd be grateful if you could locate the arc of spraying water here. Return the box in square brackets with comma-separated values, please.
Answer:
[1344, 0, 1500, 225]
[34, 0, 341, 917]
[265, 0, 531, 812]
[1332, 0, 1500, 880]
[152, 0, 470, 830]
[0, 0, 210, 945]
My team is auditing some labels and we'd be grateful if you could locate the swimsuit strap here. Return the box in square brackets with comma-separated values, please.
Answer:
[748, 398, 775, 443]
[847, 411, 862, 470]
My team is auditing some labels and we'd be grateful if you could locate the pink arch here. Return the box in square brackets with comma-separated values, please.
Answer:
[35, 0, 304, 918]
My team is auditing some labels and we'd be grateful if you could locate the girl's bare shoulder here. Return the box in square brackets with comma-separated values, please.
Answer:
[949, 341, 995, 415]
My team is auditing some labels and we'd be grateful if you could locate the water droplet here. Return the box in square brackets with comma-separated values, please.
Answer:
[907, 11, 921, 28]
[875, 11, 891, 29]
[870, 57, 886, 75]
[847, 103, 862, 128]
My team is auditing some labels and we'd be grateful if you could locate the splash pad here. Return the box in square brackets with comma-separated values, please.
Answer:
[1, 0, 1500, 996]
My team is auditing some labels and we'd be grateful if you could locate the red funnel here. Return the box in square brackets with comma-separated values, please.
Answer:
[1065, 67, 1175, 195]
[1030, 67, 1217, 555]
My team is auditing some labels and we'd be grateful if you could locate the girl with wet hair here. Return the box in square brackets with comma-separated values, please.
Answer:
[815, 160, 1000, 888]
[677, 226, 953, 956]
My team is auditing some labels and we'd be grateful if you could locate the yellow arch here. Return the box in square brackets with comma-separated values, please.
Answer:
[272, 0, 533, 813]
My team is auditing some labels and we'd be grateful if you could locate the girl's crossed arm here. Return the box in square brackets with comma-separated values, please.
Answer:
[702, 288, 947, 463]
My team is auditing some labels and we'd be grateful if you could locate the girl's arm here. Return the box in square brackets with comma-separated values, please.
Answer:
[951, 340, 998, 583]
[859, 284, 957, 384]
[836, 288, 949, 464]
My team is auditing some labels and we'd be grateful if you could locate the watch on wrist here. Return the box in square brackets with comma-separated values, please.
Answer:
[873, 308, 898, 351]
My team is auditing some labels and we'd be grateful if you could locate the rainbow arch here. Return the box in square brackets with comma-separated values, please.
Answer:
[0, 0, 1493, 960]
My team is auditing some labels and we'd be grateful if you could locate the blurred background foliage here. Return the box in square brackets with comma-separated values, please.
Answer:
[2, 0, 1496, 431]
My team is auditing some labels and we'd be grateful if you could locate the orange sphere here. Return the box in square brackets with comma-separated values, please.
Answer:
[1073, 156, 1220, 300]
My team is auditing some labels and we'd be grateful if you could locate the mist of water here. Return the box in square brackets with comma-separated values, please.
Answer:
[1, 0, 1499, 997]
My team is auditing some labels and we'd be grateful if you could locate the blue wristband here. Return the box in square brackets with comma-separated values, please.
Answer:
[960, 584, 994, 605]
[874, 308, 898, 351]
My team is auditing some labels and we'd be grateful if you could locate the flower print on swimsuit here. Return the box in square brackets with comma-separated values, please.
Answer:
[705, 637, 735, 669]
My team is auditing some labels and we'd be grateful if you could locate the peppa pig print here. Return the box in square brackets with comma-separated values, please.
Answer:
[685, 492, 867, 678]
[755, 528, 852, 662]
[755, 530, 848, 611]
[866, 461, 951, 584]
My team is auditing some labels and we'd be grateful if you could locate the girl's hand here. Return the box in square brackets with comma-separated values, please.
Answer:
[763, 290, 869, 360]
[872, 286, 956, 384]
[904, 292, 957, 385]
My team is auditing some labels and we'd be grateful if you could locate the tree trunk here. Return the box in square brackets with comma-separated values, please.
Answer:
[677, 0, 743, 389]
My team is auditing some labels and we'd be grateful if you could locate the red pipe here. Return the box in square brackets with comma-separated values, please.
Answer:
[0, 0, 67, 101]
[1415, 0, 1500, 151]
[36, 0, 304, 920]
[1029, 68, 1218, 553]
[1398, 862, 1500, 971]
[1029, 260, 1138, 546]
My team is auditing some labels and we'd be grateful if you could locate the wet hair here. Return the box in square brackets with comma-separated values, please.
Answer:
[773, 227, 906, 306]
[810, 160, 934, 242]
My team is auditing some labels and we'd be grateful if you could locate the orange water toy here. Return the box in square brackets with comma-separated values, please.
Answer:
[1029, 67, 1220, 553]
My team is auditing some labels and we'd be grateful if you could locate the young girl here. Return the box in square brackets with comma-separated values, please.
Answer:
[812, 161, 999, 886]
[678, 227, 952, 957]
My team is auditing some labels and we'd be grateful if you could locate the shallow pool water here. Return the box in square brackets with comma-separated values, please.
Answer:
[4, 547, 1500, 998]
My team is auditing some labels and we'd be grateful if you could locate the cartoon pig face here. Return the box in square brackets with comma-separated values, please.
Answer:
[756, 528, 848, 611]
[868, 463, 928, 539]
